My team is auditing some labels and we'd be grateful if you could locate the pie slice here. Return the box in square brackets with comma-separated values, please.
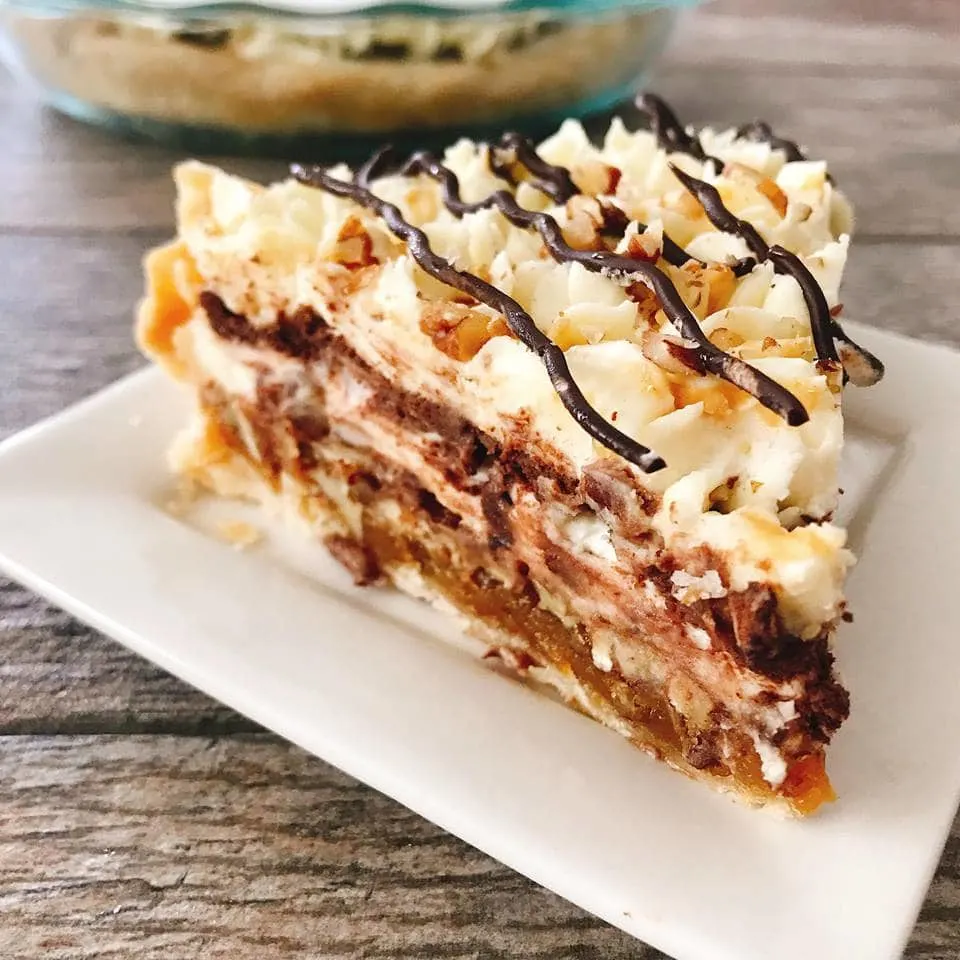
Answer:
[138, 94, 883, 814]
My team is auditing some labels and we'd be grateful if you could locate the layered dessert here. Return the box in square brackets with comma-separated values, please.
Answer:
[138, 94, 883, 814]
[4, 7, 671, 136]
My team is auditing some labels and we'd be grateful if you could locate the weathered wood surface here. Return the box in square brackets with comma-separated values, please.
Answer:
[0, 0, 958, 956]
[0, 736, 651, 959]
[0, 738, 957, 960]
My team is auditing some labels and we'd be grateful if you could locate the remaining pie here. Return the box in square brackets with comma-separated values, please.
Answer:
[138, 94, 883, 814]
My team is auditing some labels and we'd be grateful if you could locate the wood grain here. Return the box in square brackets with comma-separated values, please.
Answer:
[686, 0, 960, 30]
[673, 3, 960, 71]
[0, 235, 153, 440]
[0, 736, 655, 960]
[0, 736, 957, 960]
[1, 0, 959, 956]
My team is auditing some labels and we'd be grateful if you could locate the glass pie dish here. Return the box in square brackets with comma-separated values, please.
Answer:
[0, 0, 700, 155]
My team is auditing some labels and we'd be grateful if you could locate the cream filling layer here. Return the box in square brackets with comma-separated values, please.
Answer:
[178, 322, 803, 784]
[172, 137, 852, 637]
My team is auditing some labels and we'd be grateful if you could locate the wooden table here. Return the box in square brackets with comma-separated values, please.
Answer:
[1, 2, 958, 956]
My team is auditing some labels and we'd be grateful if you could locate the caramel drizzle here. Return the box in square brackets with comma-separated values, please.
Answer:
[291, 161, 667, 473]
[669, 165, 884, 385]
[382, 148, 807, 427]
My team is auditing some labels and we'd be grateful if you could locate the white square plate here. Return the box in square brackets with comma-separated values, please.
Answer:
[0, 322, 958, 960]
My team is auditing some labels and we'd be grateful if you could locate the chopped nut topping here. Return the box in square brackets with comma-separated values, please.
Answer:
[669, 188, 706, 221]
[626, 230, 662, 263]
[642, 330, 705, 376]
[562, 195, 607, 251]
[333, 215, 377, 268]
[703, 264, 737, 313]
[625, 282, 663, 327]
[710, 326, 746, 352]
[667, 262, 736, 320]
[421, 302, 510, 361]
[572, 160, 622, 197]
[551, 315, 591, 350]
[723, 162, 789, 218]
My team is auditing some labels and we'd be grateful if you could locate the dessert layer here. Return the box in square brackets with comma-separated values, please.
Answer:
[138, 101, 882, 813]
[6, 9, 670, 133]
[159, 286, 847, 811]
[160, 136, 855, 639]
[187, 414, 835, 815]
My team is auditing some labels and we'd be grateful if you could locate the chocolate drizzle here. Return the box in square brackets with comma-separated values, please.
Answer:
[645, 224, 703, 271]
[291, 162, 666, 473]
[637, 93, 723, 169]
[479, 116, 752, 277]
[639, 94, 809, 172]
[736, 120, 835, 184]
[735, 120, 807, 163]
[669, 164, 884, 384]
[635, 93, 879, 383]
[386, 149, 807, 427]
[669, 165, 769, 261]
[291, 93, 883, 468]
[353, 144, 393, 191]
[488, 131, 578, 204]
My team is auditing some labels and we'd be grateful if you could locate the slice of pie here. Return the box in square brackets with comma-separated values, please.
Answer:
[138, 94, 883, 814]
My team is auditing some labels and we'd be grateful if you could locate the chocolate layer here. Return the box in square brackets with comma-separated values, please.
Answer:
[200, 365, 838, 810]
[198, 292, 849, 745]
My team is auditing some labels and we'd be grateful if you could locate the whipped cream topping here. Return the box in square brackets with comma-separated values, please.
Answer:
[169, 110, 859, 636]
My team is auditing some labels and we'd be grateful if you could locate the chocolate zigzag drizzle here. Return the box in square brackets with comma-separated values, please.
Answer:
[639, 93, 810, 172]
[496, 129, 758, 277]
[636, 94, 878, 382]
[430, 123, 754, 277]
[379, 148, 807, 427]
[735, 119, 806, 163]
[376, 141, 694, 271]
[472, 125, 755, 278]
[293, 94, 883, 469]
[633, 219, 700, 272]
[353, 145, 392, 191]
[637, 93, 724, 169]
[735, 120, 835, 184]
[291, 162, 667, 473]
[489, 131, 578, 204]
[668, 165, 884, 386]
[353, 147, 806, 425]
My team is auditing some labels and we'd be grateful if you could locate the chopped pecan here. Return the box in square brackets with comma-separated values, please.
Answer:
[333, 215, 377, 268]
[420, 302, 509, 361]
[723, 162, 789, 218]
[571, 160, 622, 197]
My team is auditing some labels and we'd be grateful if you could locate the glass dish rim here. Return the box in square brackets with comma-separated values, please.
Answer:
[0, 0, 704, 22]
